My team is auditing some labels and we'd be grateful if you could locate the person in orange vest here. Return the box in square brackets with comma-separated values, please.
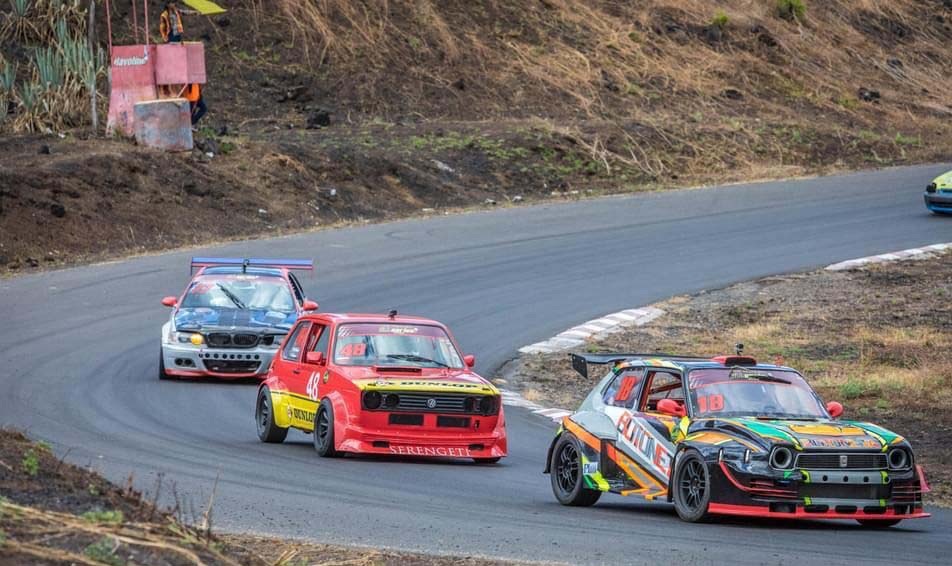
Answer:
[185, 83, 207, 126]
[160, 1, 185, 43]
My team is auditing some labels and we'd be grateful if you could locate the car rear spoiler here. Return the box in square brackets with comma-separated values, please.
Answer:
[569, 352, 708, 378]
[190, 257, 314, 273]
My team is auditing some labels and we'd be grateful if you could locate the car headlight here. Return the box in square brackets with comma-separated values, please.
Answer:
[926, 182, 937, 193]
[887, 447, 912, 470]
[170, 330, 203, 345]
[769, 446, 795, 470]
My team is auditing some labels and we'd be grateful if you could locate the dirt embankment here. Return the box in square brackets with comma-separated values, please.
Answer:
[0, 429, 533, 565]
[3, 1, 952, 271]
[502, 251, 952, 506]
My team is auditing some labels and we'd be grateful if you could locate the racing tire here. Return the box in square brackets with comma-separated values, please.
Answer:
[313, 399, 340, 457]
[856, 519, 902, 528]
[549, 433, 601, 507]
[672, 449, 712, 523]
[472, 457, 502, 465]
[158, 348, 174, 381]
[255, 387, 288, 444]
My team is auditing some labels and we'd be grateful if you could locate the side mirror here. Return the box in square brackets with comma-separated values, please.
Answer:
[302, 299, 319, 312]
[305, 351, 325, 365]
[161, 296, 178, 307]
[464, 354, 476, 368]
[826, 401, 843, 418]
[657, 398, 686, 418]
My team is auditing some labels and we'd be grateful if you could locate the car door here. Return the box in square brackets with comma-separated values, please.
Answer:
[299, 322, 331, 404]
[610, 369, 683, 490]
[272, 320, 312, 429]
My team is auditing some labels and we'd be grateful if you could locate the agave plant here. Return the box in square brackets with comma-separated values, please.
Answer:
[34, 46, 64, 90]
[0, 61, 15, 95]
[1, 0, 39, 42]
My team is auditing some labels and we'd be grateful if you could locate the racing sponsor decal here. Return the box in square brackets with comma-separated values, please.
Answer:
[388, 445, 472, 457]
[801, 436, 880, 449]
[610, 409, 673, 478]
[292, 407, 315, 424]
[582, 461, 600, 475]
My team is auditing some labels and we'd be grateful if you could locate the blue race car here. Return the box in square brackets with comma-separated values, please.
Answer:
[159, 258, 317, 380]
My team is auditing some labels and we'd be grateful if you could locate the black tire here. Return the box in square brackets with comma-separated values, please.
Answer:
[549, 434, 601, 507]
[158, 348, 173, 380]
[857, 519, 902, 528]
[673, 449, 712, 522]
[313, 399, 340, 457]
[255, 387, 288, 443]
[473, 457, 502, 465]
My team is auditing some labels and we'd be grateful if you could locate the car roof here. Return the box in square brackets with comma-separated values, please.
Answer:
[615, 357, 793, 373]
[299, 313, 447, 325]
[197, 266, 287, 278]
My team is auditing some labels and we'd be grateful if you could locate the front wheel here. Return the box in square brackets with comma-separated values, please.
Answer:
[255, 387, 287, 443]
[549, 434, 601, 506]
[857, 519, 902, 528]
[672, 450, 712, 522]
[313, 399, 340, 457]
[159, 348, 173, 380]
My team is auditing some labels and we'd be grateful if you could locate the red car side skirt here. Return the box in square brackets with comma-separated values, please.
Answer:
[708, 503, 930, 520]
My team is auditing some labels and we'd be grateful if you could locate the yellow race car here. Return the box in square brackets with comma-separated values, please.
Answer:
[924, 170, 952, 214]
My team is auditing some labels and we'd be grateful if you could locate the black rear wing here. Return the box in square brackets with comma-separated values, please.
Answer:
[569, 352, 708, 378]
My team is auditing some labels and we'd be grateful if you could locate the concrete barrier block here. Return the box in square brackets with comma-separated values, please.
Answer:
[133, 98, 193, 151]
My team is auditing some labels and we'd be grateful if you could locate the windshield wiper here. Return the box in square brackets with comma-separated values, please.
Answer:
[386, 354, 448, 368]
[216, 283, 247, 309]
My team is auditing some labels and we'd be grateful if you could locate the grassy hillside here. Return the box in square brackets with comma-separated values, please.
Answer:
[1, 1, 951, 270]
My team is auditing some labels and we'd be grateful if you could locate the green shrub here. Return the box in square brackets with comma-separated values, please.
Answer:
[777, 0, 806, 21]
[81, 510, 124, 524]
[20, 449, 39, 477]
[84, 537, 126, 566]
[711, 11, 730, 29]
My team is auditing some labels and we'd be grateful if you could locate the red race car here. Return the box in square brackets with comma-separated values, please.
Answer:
[255, 312, 508, 463]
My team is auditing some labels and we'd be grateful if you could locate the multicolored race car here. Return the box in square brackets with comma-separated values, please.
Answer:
[255, 312, 507, 463]
[545, 351, 930, 526]
[924, 170, 952, 214]
[159, 258, 318, 380]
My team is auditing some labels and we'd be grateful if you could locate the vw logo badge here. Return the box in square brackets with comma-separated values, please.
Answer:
[426, 398, 437, 409]
[839, 454, 849, 468]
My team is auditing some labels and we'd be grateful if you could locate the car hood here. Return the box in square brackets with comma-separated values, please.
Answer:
[174, 307, 297, 333]
[932, 169, 952, 189]
[713, 417, 903, 451]
[347, 368, 498, 395]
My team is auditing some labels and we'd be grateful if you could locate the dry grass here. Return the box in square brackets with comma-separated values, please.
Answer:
[259, 0, 952, 180]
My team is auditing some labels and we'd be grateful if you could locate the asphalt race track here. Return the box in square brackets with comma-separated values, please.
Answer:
[2, 164, 951, 565]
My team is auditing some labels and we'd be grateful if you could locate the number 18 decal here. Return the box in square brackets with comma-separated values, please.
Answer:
[697, 394, 724, 412]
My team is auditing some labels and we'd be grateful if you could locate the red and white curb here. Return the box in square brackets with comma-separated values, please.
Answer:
[825, 242, 951, 271]
[499, 389, 572, 422]
[517, 307, 665, 355]
[502, 306, 666, 421]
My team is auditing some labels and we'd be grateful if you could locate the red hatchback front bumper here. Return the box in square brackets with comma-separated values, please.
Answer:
[337, 408, 508, 460]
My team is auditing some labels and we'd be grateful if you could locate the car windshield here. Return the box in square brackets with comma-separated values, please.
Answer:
[333, 323, 464, 368]
[180, 275, 295, 313]
[687, 368, 827, 419]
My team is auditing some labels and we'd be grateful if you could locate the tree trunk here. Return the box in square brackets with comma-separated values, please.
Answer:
[88, 0, 98, 132]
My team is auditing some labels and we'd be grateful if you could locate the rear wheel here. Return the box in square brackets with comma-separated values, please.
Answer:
[673, 450, 711, 522]
[549, 434, 601, 506]
[857, 519, 902, 528]
[255, 387, 287, 443]
[313, 399, 340, 457]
